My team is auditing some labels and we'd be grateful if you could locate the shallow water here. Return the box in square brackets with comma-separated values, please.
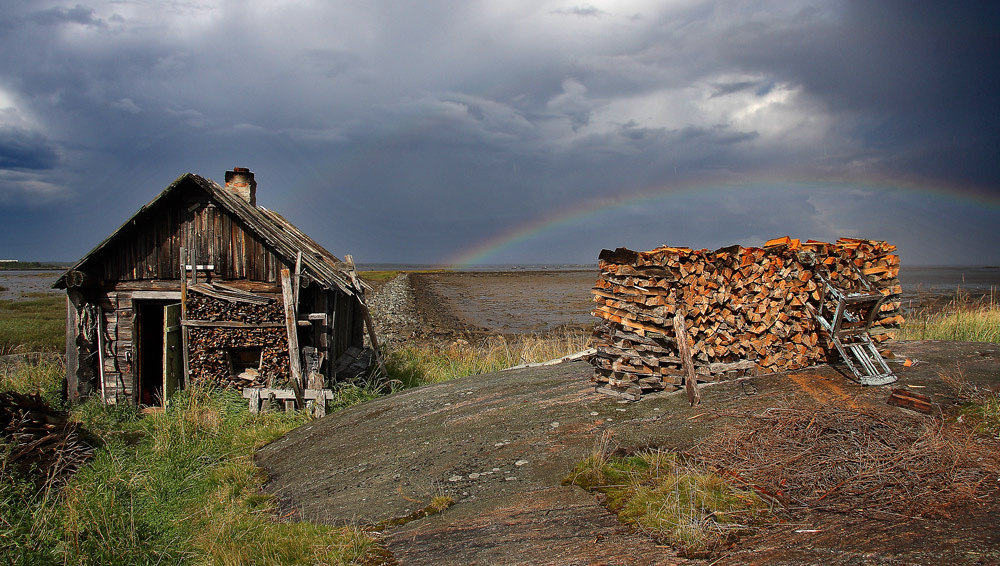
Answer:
[0, 270, 63, 301]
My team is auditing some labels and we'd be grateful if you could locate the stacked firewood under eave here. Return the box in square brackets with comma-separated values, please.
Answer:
[186, 288, 289, 389]
[590, 237, 903, 400]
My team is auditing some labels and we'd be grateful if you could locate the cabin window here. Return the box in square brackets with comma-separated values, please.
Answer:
[228, 347, 263, 382]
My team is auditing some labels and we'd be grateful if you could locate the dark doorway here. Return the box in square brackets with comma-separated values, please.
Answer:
[136, 300, 172, 406]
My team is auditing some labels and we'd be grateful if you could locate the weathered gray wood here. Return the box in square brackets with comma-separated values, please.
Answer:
[248, 388, 261, 414]
[96, 303, 106, 403]
[131, 291, 183, 300]
[241, 388, 334, 400]
[64, 291, 81, 402]
[280, 268, 305, 409]
[673, 311, 701, 406]
[180, 247, 191, 389]
[293, 250, 302, 309]
[344, 254, 386, 376]
[189, 282, 272, 305]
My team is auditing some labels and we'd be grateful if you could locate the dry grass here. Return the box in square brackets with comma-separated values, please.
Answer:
[695, 404, 999, 518]
[898, 290, 1000, 342]
[386, 328, 592, 386]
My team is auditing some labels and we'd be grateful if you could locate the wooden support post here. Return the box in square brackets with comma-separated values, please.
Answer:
[344, 254, 387, 377]
[280, 268, 305, 409]
[293, 250, 302, 310]
[248, 388, 261, 414]
[673, 310, 701, 406]
[179, 247, 191, 388]
[64, 290, 81, 403]
[96, 305, 106, 403]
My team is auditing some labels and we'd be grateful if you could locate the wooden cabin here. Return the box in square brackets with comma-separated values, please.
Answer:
[55, 168, 374, 408]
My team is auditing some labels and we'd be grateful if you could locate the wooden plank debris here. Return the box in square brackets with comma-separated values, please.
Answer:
[887, 388, 933, 414]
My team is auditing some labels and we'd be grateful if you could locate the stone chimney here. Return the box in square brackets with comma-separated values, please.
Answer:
[225, 167, 257, 206]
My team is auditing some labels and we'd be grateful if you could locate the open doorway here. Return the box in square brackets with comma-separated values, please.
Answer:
[135, 300, 183, 407]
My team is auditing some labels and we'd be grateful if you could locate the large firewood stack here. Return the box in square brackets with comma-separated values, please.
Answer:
[186, 288, 290, 389]
[590, 237, 903, 400]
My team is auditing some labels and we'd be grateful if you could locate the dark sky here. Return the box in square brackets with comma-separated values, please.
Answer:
[1, 1, 997, 266]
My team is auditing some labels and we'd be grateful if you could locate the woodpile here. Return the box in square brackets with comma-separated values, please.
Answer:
[1, 392, 93, 488]
[186, 286, 291, 389]
[590, 237, 903, 400]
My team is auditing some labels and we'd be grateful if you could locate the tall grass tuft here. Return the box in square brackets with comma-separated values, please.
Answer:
[0, 295, 65, 353]
[564, 441, 774, 558]
[941, 367, 1000, 440]
[898, 290, 1000, 342]
[0, 356, 65, 407]
[385, 328, 591, 386]
[1, 362, 382, 565]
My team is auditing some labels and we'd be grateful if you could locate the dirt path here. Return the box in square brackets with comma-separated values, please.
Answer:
[256, 341, 1000, 565]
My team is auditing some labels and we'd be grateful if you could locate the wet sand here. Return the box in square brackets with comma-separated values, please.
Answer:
[409, 270, 598, 336]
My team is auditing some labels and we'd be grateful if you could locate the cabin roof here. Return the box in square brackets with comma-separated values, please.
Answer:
[54, 172, 359, 294]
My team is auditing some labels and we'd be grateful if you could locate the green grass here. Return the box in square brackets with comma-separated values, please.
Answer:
[1, 362, 384, 565]
[959, 395, 1000, 439]
[942, 369, 1000, 440]
[358, 269, 446, 283]
[0, 295, 65, 354]
[0, 261, 68, 270]
[898, 293, 1000, 342]
[564, 440, 774, 558]
[358, 270, 403, 282]
[385, 329, 591, 386]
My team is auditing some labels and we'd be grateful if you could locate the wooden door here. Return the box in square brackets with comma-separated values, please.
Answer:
[162, 303, 182, 407]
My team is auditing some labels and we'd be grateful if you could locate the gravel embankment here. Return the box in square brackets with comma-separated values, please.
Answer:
[366, 273, 420, 347]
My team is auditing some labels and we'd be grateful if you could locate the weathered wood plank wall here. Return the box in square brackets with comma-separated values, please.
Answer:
[92, 194, 285, 285]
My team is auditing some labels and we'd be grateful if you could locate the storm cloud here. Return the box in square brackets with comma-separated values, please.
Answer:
[0, 1, 996, 265]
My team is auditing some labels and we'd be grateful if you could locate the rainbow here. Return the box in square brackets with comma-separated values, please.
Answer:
[443, 172, 1000, 268]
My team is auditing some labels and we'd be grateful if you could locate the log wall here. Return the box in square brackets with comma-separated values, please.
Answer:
[590, 237, 903, 399]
